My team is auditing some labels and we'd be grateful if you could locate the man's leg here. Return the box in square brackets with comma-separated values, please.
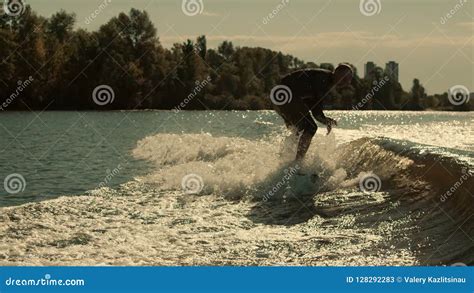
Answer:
[274, 106, 299, 156]
[295, 132, 313, 162]
[273, 95, 316, 162]
[278, 120, 299, 161]
[295, 116, 317, 162]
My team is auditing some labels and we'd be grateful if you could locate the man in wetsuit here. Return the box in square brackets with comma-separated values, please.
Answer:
[272, 64, 353, 162]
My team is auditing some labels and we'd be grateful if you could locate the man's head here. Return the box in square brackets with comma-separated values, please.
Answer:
[333, 64, 354, 89]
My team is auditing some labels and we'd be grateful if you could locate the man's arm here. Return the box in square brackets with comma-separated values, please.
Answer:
[311, 102, 326, 124]
[311, 102, 337, 135]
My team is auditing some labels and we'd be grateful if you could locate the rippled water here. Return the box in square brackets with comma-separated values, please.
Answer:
[0, 111, 472, 266]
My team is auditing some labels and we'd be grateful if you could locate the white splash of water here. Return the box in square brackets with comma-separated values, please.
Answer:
[132, 132, 343, 199]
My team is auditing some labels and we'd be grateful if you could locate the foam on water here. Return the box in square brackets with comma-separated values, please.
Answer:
[131, 132, 356, 200]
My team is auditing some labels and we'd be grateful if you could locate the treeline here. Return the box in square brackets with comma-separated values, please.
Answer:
[0, 7, 471, 111]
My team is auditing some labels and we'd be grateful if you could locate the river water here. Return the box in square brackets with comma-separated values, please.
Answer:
[0, 111, 472, 265]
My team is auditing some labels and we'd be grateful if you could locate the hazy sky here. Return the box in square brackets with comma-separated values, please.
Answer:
[28, 0, 473, 94]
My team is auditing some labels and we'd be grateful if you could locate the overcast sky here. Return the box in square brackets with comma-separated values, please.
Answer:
[28, 0, 473, 94]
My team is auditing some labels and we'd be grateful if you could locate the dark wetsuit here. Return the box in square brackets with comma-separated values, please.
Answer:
[274, 69, 334, 135]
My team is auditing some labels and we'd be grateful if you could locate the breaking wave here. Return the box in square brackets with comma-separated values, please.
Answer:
[132, 133, 474, 265]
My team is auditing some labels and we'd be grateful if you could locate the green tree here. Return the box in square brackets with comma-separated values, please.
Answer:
[406, 78, 425, 110]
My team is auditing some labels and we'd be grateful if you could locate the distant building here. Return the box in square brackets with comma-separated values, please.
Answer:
[364, 62, 376, 80]
[385, 61, 399, 82]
